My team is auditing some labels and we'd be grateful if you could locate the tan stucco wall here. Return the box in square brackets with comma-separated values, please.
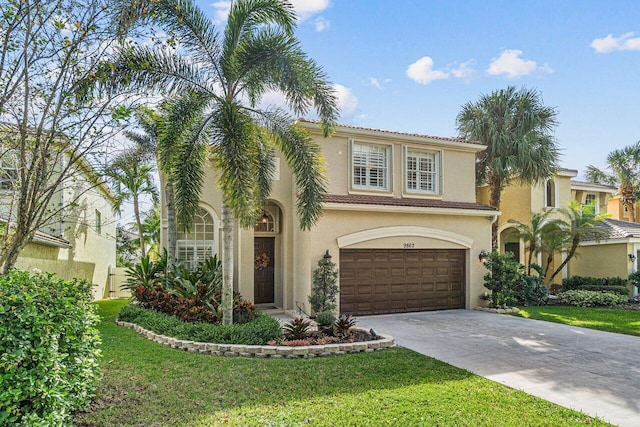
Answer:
[569, 243, 632, 280]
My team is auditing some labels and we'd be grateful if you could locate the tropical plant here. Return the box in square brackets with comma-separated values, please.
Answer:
[586, 142, 640, 222]
[456, 86, 560, 247]
[309, 252, 339, 313]
[333, 314, 357, 337]
[283, 317, 312, 340]
[482, 251, 524, 308]
[109, 0, 338, 325]
[142, 206, 161, 258]
[557, 290, 627, 307]
[105, 152, 159, 258]
[545, 200, 609, 284]
[508, 210, 560, 275]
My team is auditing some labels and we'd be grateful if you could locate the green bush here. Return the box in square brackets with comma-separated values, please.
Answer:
[0, 270, 101, 426]
[315, 310, 336, 326]
[117, 304, 282, 345]
[517, 275, 549, 306]
[557, 290, 628, 307]
[562, 276, 629, 294]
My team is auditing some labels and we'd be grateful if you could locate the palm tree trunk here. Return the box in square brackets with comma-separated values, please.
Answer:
[488, 177, 502, 250]
[549, 237, 579, 283]
[165, 182, 176, 265]
[630, 202, 637, 223]
[221, 201, 234, 325]
[133, 194, 146, 258]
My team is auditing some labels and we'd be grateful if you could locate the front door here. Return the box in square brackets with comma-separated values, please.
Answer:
[254, 237, 275, 304]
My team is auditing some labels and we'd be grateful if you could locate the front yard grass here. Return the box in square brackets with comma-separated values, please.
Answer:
[76, 300, 609, 426]
[512, 305, 640, 336]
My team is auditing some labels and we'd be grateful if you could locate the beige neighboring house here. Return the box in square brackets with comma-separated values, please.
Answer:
[160, 119, 497, 315]
[1, 154, 117, 301]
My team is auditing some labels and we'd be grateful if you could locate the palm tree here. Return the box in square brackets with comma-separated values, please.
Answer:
[105, 153, 159, 258]
[586, 142, 640, 222]
[109, 0, 338, 324]
[456, 86, 560, 248]
[141, 206, 161, 258]
[508, 210, 559, 275]
[546, 200, 609, 284]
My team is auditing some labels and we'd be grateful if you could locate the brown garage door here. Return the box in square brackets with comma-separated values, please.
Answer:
[339, 249, 465, 315]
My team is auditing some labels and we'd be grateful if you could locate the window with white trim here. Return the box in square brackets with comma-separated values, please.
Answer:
[0, 152, 17, 191]
[545, 179, 557, 208]
[582, 193, 597, 214]
[351, 142, 389, 191]
[176, 207, 215, 269]
[405, 149, 439, 194]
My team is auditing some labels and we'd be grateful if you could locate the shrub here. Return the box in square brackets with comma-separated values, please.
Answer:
[117, 304, 282, 345]
[315, 310, 336, 326]
[517, 275, 549, 306]
[557, 290, 628, 307]
[562, 276, 629, 295]
[482, 251, 523, 307]
[309, 252, 339, 313]
[0, 270, 101, 426]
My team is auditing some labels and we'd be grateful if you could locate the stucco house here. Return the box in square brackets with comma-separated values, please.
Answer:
[1, 151, 117, 301]
[160, 119, 497, 315]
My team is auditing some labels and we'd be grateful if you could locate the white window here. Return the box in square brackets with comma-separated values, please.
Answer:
[582, 194, 597, 214]
[351, 142, 389, 191]
[0, 152, 17, 191]
[405, 149, 439, 194]
[176, 207, 215, 269]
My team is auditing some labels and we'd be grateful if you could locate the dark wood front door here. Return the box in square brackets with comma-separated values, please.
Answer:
[254, 237, 275, 304]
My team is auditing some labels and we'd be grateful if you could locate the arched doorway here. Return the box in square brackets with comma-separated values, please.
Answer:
[500, 227, 521, 263]
[253, 202, 281, 304]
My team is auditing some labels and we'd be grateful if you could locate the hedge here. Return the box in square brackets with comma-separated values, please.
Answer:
[562, 276, 629, 295]
[0, 270, 101, 426]
[557, 290, 628, 307]
[117, 304, 282, 345]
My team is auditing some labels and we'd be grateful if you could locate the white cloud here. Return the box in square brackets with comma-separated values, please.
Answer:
[290, 0, 331, 21]
[209, 1, 231, 24]
[591, 32, 640, 53]
[406, 56, 449, 85]
[451, 60, 475, 81]
[486, 49, 552, 78]
[314, 16, 330, 32]
[369, 77, 391, 89]
[333, 84, 358, 117]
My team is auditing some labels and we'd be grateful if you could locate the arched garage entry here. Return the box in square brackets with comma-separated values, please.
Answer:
[337, 226, 470, 315]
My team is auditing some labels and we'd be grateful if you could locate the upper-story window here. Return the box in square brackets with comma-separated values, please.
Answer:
[405, 148, 439, 194]
[95, 209, 102, 234]
[545, 179, 557, 208]
[351, 141, 390, 191]
[582, 193, 597, 214]
[0, 152, 17, 191]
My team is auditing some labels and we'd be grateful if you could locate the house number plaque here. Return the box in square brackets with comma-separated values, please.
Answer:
[403, 243, 415, 248]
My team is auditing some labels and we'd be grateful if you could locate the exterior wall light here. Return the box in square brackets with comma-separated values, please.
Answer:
[629, 254, 636, 262]
[323, 249, 332, 260]
[478, 250, 489, 262]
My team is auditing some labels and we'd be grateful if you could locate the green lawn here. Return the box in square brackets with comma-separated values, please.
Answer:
[512, 305, 640, 336]
[76, 300, 609, 426]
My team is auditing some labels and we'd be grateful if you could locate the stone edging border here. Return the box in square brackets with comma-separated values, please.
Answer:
[116, 321, 396, 358]
[474, 306, 521, 314]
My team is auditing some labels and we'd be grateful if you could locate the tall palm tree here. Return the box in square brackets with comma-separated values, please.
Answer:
[456, 86, 560, 248]
[109, 0, 338, 324]
[585, 142, 640, 222]
[105, 153, 159, 258]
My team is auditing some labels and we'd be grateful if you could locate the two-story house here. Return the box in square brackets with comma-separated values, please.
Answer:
[1, 151, 117, 301]
[161, 120, 497, 315]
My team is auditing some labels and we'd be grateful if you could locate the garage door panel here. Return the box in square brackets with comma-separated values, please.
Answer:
[340, 248, 465, 315]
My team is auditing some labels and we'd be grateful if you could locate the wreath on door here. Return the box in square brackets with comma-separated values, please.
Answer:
[255, 252, 270, 270]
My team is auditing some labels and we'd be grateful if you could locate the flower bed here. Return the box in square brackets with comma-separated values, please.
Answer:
[116, 320, 395, 358]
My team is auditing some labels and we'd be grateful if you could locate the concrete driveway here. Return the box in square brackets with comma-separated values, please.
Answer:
[359, 310, 640, 427]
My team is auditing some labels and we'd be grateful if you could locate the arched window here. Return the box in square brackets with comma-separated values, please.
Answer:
[545, 179, 557, 208]
[176, 207, 215, 269]
[254, 209, 276, 233]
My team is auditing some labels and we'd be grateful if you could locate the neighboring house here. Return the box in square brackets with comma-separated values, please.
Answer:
[1, 152, 117, 301]
[160, 119, 497, 315]
[607, 195, 640, 223]
[477, 168, 579, 282]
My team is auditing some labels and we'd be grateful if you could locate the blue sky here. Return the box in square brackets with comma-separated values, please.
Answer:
[197, 0, 640, 178]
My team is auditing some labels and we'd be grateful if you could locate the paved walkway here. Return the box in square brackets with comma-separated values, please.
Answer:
[358, 310, 640, 427]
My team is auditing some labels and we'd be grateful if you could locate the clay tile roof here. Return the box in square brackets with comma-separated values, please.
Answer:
[570, 180, 617, 192]
[298, 118, 483, 145]
[323, 194, 497, 212]
[583, 218, 640, 241]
